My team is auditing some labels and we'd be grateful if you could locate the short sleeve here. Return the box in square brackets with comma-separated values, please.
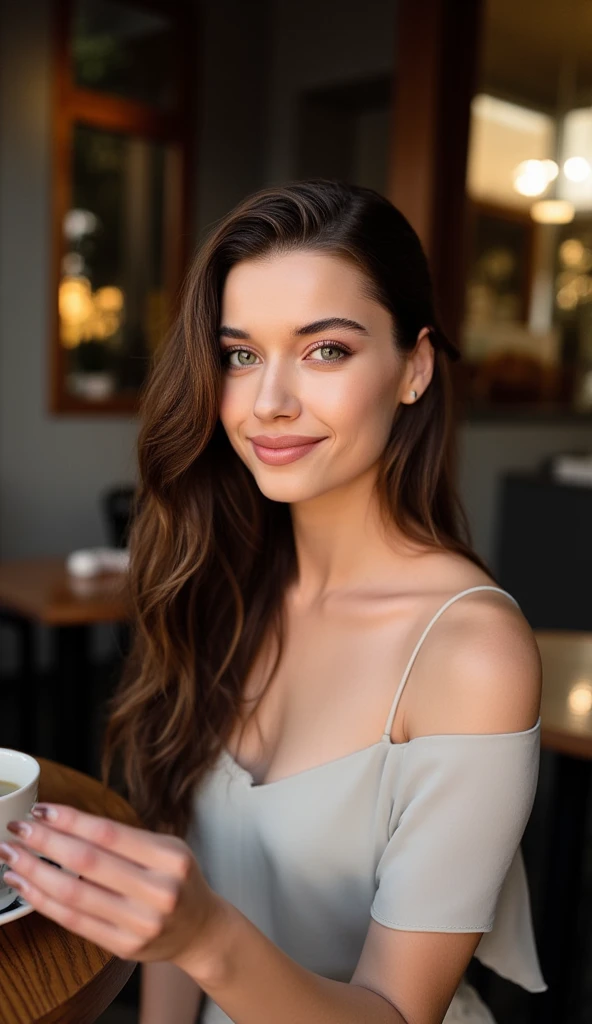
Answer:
[370, 719, 541, 933]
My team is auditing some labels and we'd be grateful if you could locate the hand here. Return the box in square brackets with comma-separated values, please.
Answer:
[0, 804, 222, 971]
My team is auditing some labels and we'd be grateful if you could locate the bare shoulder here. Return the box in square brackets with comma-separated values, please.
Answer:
[405, 573, 542, 740]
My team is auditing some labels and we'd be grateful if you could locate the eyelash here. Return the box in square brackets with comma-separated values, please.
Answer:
[221, 340, 353, 368]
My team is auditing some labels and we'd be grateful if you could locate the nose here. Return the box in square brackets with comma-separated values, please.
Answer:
[253, 361, 301, 421]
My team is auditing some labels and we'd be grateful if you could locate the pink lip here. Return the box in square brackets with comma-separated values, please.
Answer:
[249, 435, 327, 466]
[249, 435, 325, 449]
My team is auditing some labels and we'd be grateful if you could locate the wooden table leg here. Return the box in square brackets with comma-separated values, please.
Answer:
[533, 752, 592, 1024]
[53, 624, 94, 775]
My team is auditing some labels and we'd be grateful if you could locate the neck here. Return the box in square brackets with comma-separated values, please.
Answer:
[288, 466, 419, 605]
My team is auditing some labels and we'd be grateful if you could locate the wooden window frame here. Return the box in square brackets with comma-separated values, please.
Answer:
[50, 0, 195, 415]
[388, 0, 485, 415]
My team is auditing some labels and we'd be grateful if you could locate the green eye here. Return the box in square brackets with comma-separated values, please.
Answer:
[227, 349, 257, 367]
[312, 345, 346, 361]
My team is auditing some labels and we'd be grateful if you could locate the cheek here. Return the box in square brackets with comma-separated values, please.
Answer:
[314, 368, 398, 442]
[218, 377, 248, 434]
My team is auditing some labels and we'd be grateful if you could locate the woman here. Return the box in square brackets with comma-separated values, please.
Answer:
[0, 181, 546, 1023]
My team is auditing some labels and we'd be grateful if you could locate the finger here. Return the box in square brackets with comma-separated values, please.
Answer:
[19, 805, 190, 874]
[4, 869, 144, 961]
[5, 821, 187, 913]
[2, 845, 164, 945]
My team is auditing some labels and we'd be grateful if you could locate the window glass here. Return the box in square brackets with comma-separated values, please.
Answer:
[463, 0, 592, 413]
[59, 124, 169, 401]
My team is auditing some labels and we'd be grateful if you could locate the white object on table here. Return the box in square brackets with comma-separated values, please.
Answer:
[66, 548, 130, 578]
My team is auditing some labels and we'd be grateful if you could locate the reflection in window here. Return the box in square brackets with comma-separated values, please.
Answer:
[463, 0, 592, 413]
[52, 0, 188, 412]
[59, 125, 168, 401]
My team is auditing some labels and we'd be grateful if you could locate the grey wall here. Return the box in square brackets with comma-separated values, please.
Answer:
[0, 0, 140, 670]
[0, 0, 139, 562]
[266, 0, 396, 183]
[194, 0, 272, 240]
[459, 421, 592, 566]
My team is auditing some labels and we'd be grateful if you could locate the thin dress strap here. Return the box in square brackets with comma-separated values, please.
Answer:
[382, 586, 520, 739]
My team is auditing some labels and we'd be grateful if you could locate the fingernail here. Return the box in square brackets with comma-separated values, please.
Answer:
[3, 871, 29, 894]
[7, 821, 32, 838]
[0, 843, 18, 866]
[31, 804, 58, 822]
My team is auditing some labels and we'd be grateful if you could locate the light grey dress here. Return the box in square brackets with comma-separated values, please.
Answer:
[187, 586, 547, 1023]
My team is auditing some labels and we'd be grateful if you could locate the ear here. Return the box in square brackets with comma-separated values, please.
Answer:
[400, 327, 435, 404]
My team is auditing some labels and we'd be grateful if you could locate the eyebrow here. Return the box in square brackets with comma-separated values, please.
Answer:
[218, 317, 369, 340]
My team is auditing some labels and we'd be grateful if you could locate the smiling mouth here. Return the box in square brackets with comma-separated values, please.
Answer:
[248, 437, 326, 466]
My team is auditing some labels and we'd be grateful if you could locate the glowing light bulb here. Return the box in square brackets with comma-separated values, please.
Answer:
[513, 160, 550, 197]
[568, 681, 592, 716]
[564, 156, 591, 183]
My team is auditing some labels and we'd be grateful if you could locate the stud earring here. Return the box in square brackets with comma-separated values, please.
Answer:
[410, 390, 418, 400]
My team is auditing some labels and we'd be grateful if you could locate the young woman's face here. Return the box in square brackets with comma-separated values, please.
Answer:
[218, 251, 410, 504]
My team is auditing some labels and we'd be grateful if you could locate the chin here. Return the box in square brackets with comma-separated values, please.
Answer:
[250, 469, 333, 505]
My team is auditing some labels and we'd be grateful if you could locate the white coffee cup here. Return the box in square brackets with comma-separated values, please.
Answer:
[0, 749, 40, 911]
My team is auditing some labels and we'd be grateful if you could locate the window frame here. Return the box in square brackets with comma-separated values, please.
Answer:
[50, 0, 194, 415]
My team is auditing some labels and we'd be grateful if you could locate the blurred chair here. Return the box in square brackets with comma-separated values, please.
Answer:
[101, 485, 136, 661]
[494, 470, 592, 629]
[101, 485, 137, 549]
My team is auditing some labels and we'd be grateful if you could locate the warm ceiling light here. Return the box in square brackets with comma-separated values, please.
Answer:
[568, 681, 592, 716]
[531, 199, 575, 223]
[564, 156, 591, 182]
[513, 159, 552, 196]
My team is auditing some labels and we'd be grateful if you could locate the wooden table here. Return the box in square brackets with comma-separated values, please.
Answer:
[0, 558, 131, 774]
[534, 631, 592, 1024]
[0, 756, 142, 1024]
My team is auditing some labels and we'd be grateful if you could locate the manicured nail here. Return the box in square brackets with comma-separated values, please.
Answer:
[0, 843, 18, 866]
[31, 804, 59, 822]
[3, 871, 29, 894]
[7, 821, 32, 838]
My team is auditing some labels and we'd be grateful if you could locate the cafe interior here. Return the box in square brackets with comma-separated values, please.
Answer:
[1, 0, 592, 1021]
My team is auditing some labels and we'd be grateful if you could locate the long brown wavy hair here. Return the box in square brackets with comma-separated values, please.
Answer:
[101, 179, 494, 838]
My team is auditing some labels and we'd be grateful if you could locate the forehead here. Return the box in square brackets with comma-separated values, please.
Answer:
[220, 251, 381, 327]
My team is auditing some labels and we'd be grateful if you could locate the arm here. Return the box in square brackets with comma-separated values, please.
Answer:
[139, 961, 204, 1024]
[183, 894, 481, 1024]
[187, 897, 409, 1024]
[180, 597, 541, 1024]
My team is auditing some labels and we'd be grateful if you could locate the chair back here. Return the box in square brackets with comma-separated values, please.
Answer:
[102, 485, 137, 549]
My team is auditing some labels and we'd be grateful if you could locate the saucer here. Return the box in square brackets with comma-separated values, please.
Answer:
[0, 893, 34, 925]
[0, 856, 65, 927]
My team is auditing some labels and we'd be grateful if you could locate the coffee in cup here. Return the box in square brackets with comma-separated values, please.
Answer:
[0, 749, 40, 912]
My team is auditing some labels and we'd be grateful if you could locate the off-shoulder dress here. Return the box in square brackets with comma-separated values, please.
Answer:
[187, 585, 547, 1023]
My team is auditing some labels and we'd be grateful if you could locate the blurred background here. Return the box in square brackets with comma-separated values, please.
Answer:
[1, 0, 592, 1022]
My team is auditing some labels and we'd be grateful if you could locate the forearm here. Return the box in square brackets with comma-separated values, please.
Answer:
[182, 898, 406, 1024]
[139, 960, 204, 1024]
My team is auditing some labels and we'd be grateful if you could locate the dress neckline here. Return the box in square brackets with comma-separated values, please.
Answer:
[222, 716, 541, 791]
